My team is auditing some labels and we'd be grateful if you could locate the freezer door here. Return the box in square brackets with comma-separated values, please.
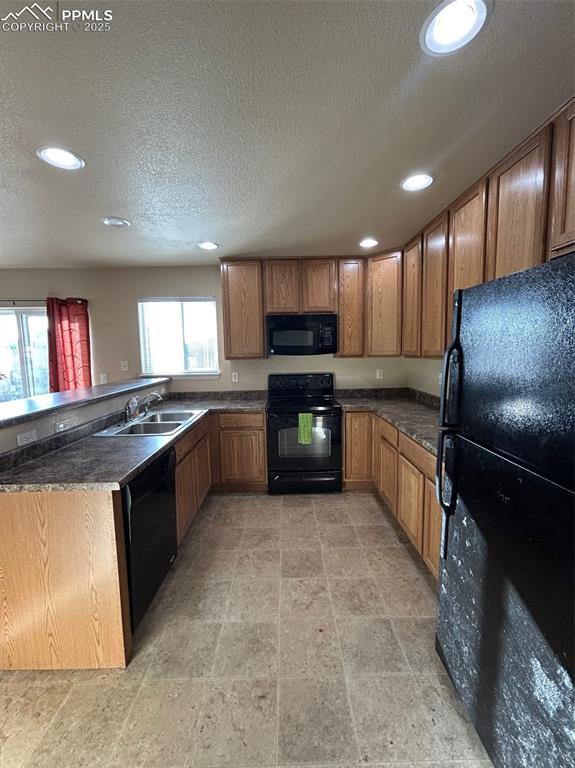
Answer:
[446, 253, 575, 490]
[437, 435, 574, 768]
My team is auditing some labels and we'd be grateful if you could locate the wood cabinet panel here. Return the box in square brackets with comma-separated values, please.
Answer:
[219, 429, 266, 483]
[344, 411, 372, 480]
[372, 414, 381, 490]
[301, 259, 337, 312]
[486, 126, 551, 280]
[176, 450, 196, 545]
[366, 251, 402, 356]
[398, 433, 436, 481]
[423, 477, 442, 579]
[447, 180, 487, 338]
[422, 213, 448, 357]
[264, 260, 300, 313]
[378, 417, 398, 447]
[549, 99, 575, 256]
[402, 236, 422, 357]
[397, 455, 424, 551]
[379, 436, 398, 514]
[193, 433, 211, 510]
[175, 417, 209, 462]
[338, 258, 365, 356]
[221, 261, 264, 358]
[218, 412, 265, 429]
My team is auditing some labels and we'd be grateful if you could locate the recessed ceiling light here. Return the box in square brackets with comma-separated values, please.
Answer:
[359, 237, 379, 249]
[401, 173, 435, 192]
[101, 216, 131, 228]
[197, 241, 219, 250]
[36, 146, 85, 170]
[421, 0, 489, 56]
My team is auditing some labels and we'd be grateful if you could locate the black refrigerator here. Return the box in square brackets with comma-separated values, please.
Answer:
[435, 253, 575, 768]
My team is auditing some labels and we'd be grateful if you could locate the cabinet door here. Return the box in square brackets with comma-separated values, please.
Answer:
[221, 261, 264, 358]
[486, 125, 551, 280]
[447, 180, 487, 338]
[422, 213, 448, 358]
[301, 259, 337, 312]
[338, 258, 365, 356]
[175, 452, 196, 545]
[372, 415, 381, 491]
[549, 99, 575, 256]
[379, 437, 398, 515]
[264, 260, 300, 313]
[220, 430, 266, 483]
[344, 411, 372, 480]
[397, 455, 424, 551]
[423, 477, 442, 579]
[193, 433, 211, 511]
[402, 236, 422, 357]
[366, 251, 402, 356]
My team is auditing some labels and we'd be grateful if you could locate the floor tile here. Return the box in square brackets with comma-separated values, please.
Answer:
[196, 526, 244, 550]
[282, 507, 316, 525]
[329, 577, 386, 616]
[419, 672, 490, 761]
[281, 524, 321, 548]
[345, 503, 388, 524]
[355, 524, 398, 547]
[185, 579, 232, 621]
[242, 507, 282, 528]
[282, 495, 315, 509]
[213, 622, 278, 677]
[145, 618, 221, 680]
[0, 683, 70, 768]
[347, 674, 443, 763]
[281, 578, 332, 618]
[319, 525, 361, 548]
[235, 550, 281, 578]
[278, 676, 358, 764]
[108, 680, 206, 768]
[241, 527, 281, 550]
[26, 683, 139, 768]
[392, 617, 446, 675]
[193, 678, 277, 766]
[337, 617, 408, 675]
[281, 548, 325, 578]
[376, 573, 437, 617]
[314, 506, 352, 524]
[279, 617, 343, 677]
[227, 579, 279, 621]
[203, 505, 245, 527]
[185, 549, 240, 581]
[323, 547, 370, 577]
[365, 545, 423, 578]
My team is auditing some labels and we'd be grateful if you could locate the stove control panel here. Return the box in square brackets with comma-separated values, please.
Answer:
[268, 373, 334, 396]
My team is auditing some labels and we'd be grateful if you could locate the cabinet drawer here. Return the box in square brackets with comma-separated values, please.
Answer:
[175, 417, 209, 462]
[378, 417, 398, 447]
[398, 433, 436, 481]
[218, 412, 265, 429]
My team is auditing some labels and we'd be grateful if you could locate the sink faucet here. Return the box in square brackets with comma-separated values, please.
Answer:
[138, 391, 163, 415]
[124, 392, 163, 421]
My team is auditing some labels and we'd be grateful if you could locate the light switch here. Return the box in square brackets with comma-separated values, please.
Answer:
[120, 361, 129, 372]
[231, 372, 239, 383]
[376, 369, 384, 380]
[99, 373, 108, 384]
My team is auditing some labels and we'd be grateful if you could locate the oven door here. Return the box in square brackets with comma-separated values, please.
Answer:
[267, 411, 342, 471]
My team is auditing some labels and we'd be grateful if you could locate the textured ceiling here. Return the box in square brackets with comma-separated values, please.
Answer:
[0, 0, 573, 268]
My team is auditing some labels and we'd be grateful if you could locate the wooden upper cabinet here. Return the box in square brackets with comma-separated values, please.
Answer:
[549, 99, 575, 256]
[338, 258, 365, 356]
[402, 236, 422, 357]
[421, 213, 448, 358]
[447, 180, 487, 339]
[301, 259, 337, 312]
[264, 260, 300, 313]
[366, 251, 402, 356]
[221, 261, 264, 359]
[486, 125, 552, 281]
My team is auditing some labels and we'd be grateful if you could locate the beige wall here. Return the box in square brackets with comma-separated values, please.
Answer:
[1, 266, 440, 394]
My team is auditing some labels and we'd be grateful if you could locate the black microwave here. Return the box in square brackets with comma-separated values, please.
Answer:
[266, 313, 337, 356]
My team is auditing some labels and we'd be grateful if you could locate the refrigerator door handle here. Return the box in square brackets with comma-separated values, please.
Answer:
[436, 429, 457, 559]
[439, 290, 463, 429]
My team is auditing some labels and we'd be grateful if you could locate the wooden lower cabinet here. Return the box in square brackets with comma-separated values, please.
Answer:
[397, 455, 424, 551]
[175, 425, 212, 545]
[378, 436, 398, 514]
[193, 434, 211, 509]
[344, 411, 372, 482]
[219, 429, 266, 484]
[422, 478, 442, 580]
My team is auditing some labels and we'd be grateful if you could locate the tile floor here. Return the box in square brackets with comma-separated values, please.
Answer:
[0, 491, 493, 768]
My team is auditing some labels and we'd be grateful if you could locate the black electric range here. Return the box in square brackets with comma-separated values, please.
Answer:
[266, 373, 342, 494]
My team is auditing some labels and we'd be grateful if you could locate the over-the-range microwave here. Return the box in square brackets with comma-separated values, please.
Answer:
[266, 313, 337, 355]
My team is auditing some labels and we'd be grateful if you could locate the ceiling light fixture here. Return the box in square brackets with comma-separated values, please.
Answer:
[420, 0, 489, 55]
[36, 146, 85, 170]
[359, 237, 379, 249]
[101, 216, 131, 228]
[197, 241, 219, 250]
[401, 173, 435, 192]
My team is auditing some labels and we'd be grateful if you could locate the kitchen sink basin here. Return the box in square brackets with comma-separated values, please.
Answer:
[114, 421, 182, 435]
[143, 411, 201, 422]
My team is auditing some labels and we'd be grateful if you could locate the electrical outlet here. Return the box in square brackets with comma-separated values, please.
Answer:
[99, 373, 108, 384]
[376, 369, 384, 380]
[17, 429, 37, 447]
[438, 372, 443, 386]
[120, 361, 129, 372]
[55, 419, 71, 433]
[231, 372, 239, 383]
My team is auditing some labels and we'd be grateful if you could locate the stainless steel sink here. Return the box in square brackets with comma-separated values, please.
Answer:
[114, 421, 183, 435]
[143, 411, 201, 422]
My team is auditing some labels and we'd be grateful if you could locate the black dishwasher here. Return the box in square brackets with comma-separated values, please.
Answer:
[122, 448, 177, 630]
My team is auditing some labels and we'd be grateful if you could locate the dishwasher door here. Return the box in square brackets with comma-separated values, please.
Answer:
[122, 448, 177, 630]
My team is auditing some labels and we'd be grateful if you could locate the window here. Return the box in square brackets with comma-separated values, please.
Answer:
[0, 306, 49, 402]
[138, 298, 219, 376]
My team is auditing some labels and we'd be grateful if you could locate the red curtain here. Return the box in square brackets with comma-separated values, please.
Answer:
[47, 298, 92, 392]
